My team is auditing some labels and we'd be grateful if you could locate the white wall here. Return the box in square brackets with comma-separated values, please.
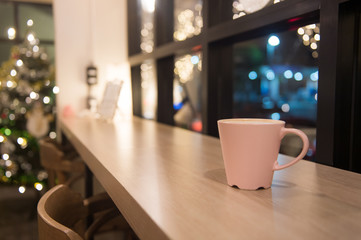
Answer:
[53, 0, 131, 118]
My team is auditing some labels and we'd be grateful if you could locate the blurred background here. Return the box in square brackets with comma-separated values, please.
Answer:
[0, 1, 55, 239]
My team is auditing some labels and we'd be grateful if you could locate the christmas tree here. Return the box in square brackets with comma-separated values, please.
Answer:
[0, 22, 57, 193]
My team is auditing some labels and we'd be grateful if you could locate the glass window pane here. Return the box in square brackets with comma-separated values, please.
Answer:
[232, 0, 286, 20]
[0, 2, 15, 40]
[174, 51, 202, 132]
[0, 42, 14, 64]
[174, 0, 203, 41]
[18, 4, 54, 41]
[233, 23, 319, 160]
[141, 60, 157, 119]
[140, 0, 155, 53]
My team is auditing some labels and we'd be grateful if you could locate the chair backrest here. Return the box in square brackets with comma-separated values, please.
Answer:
[39, 138, 85, 187]
[38, 184, 87, 240]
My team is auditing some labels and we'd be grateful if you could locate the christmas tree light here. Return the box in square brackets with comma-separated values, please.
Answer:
[0, 20, 56, 191]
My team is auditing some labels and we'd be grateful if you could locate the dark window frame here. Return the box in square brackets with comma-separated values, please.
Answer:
[127, 0, 361, 173]
[0, 1, 53, 45]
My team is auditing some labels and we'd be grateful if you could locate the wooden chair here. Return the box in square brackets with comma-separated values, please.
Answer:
[37, 184, 133, 240]
[39, 138, 85, 188]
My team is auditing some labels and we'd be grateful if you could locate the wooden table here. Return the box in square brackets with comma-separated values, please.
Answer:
[61, 116, 361, 240]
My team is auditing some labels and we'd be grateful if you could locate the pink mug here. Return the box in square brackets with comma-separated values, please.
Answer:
[218, 118, 309, 190]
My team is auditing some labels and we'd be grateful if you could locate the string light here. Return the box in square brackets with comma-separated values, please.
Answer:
[314, 34, 320, 41]
[10, 69, 17, 77]
[5, 171, 12, 178]
[27, 19, 34, 26]
[268, 35, 280, 46]
[34, 182, 43, 191]
[294, 72, 303, 81]
[141, 61, 157, 119]
[43, 96, 50, 104]
[284, 70, 293, 79]
[0, 18, 55, 188]
[9, 114, 15, 121]
[248, 71, 258, 80]
[174, 4, 203, 41]
[174, 55, 196, 83]
[17, 137, 28, 148]
[4, 129, 11, 136]
[7, 81, 14, 88]
[5, 160, 12, 167]
[16, 59, 23, 67]
[33, 45, 40, 52]
[281, 103, 290, 112]
[49, 131, 57, 139]
[19, 186, 26, 194]
[297, 23, 320, 58]
[7, 27, 16, 40]
[232, 0, 284, 19]
[27, 33, 35, 42]
[30, 91, 39, 100]
[53, 86, 60, 94]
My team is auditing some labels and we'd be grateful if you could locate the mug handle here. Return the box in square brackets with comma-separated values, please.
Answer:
[273, 128, 309, 171]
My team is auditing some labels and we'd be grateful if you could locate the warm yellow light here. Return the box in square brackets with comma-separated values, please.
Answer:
[34, 182, 43, 191]
[5, 160, 12, 167]
[49, 131, 57, 139]
[33, 45, 39, 52]
[16, 60, 23, 67]
[141, 0, 155, 13]
[10, 69, 17, 77]
[312, 51, 319, 58]
[314, 34, 320, 41]
[17, 137, 27, 146]
[310, 42, 317, 50]
[30, 91, 38, 99]
[297, 28, 304, 35]
[7, 81, 14, 88]
[27, 33, 35, 42]
[27, 19, 34, 26]
[9, 114, 15, 121]
[8, 27, 16, 40]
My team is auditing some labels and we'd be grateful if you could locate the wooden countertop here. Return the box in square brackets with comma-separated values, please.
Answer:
[61, 116, 361, 240]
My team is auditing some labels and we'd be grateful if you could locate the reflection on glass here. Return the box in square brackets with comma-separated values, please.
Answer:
[174, 0, 203, 41]
[140, 0, 155, 53]
[233, 23, 319, 160]
[232, 0, 285, 19]
[174, 51, 202, 132]
[297, 24, 320, 59]
[141, 60, 157, 119]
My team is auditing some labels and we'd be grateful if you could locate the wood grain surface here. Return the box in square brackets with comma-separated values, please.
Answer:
[61, 116, 361, 240]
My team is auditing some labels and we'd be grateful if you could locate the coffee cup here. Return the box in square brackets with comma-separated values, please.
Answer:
[217, 118, 309, 190]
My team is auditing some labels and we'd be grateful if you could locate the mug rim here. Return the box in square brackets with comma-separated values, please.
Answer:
[218, 118, 285, 125]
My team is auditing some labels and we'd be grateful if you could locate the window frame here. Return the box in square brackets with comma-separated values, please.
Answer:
[127, 0, 361, 173]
